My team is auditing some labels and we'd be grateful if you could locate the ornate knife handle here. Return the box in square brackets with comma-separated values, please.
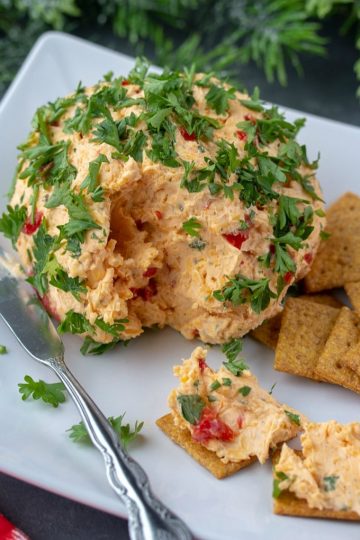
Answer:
[49, 356, 193, 540]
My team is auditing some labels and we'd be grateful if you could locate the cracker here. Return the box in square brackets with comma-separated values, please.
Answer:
[156, 414, 255, 479]
[315, 307, 360, 393]
[305, 192, 360, 292]
[272, 451, 359, 521]
[343, 341, 360, 377]
[250, 313, 282, 350]
[250, 295, 342, 350]
[274, 298, 339, 380]
[345, 281, 360, 314]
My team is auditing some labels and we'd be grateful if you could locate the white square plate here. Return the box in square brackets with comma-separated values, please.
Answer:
[0, 31, 360, 540]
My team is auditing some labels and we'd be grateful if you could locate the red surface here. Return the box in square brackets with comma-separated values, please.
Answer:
[0, 514, 29, 539]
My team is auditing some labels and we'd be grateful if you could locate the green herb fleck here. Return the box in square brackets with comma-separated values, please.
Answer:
[323, 475, 339, 492]
[177, 394, 205, 424]
[284, 410, 301, 425]
[238, 385, 251, 396]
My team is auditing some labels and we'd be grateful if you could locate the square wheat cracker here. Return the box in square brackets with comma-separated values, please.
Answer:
[315, 307, 360, 393]
[156, 414, 256, 479]
[305, 192, 360, 292]
[272, 451, 359, 521]
[345, 281, 360, 314]
[250, 294, 342, 350]
[274, 298, 339, 380]
[343, 341, 360, 377]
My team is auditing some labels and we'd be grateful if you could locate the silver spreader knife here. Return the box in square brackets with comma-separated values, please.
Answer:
[0, 247, 192, 540]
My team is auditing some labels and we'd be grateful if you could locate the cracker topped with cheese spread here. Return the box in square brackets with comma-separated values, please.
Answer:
[0, 59, 325, 351]
[273, 420, 360, 519]
[165, 346, 302, 467]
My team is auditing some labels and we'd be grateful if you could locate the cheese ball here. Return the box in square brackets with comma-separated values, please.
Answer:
[2, 59, 325, 350]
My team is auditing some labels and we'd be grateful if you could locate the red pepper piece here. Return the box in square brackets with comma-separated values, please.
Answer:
[236, 130, 247, 141]
[22, 211, 43, 235]
[121, 79, 130, 86]
[154, 210, 163, 220]
[269, 244, 276, 254]
[39, 294, 60, 321]
[131, 279, 157, 301]
[179, 127, 196, 141]
[244, 114, 255, 123]
[284, 271, 294, 284]
[304, 253, 313, 264]
[222, 230, 249, 250]
[192, 407, 234, 443]
[143, 267, 157, 278]
[198, 357, 207, 372]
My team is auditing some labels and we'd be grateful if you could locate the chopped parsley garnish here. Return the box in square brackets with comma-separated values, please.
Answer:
[49, 268, 87, 301]
[189, 238, 206, 250]
[67, 413, 143, 449]
[0, 345, 7, 354]
[94, 317, 128, 338]
[58, 310, 93, 335]
[221, 338, 243, 363]
[80, 337, 121, 356]
[0, 205, 27, 247]
[239, 87, 264, 112]
[205, 83, 236, 115]
[210, 380, 221, 391]
[223, 357, 249, 377]
[182, 217, 202, 237]
[323, 475, 339, 492]
[284, 410, 301, 425]
[177, 394, 205, 424]
[273, 470, 289, 499]
[18, 375, 67, 408]
[238, 385, 251, 396]
[222, 377, 232, 386]
[26, 223, 56, 296]
[214, 275, 276, 314]
[80, 154, 108, 201]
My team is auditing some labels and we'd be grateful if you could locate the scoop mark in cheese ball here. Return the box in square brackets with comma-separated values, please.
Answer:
[0, 58, 325, 352]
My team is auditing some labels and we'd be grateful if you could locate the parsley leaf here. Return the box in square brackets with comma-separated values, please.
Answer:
[221, 338, 243, 363]
[0, 205, 27, 247]
[213, 275, 276, 313]
[223, 357, 249, 377]
[205, 83, 236, 114]
[57, 310, 93, 335]
[177, 394, 205, 424]
[182, 217, 202, 237]
[94, 317, 128, 338]
[67, 413, 143, 449]
[80, 337, 120, 356]
[80, 154, 108, 201]
[284, 410, 301, 425]
[49, 268, 87, 301]
[0, 345, 7, 354]
[239, 87, 264, 112]
[323, 475, 339, 492]
[26, 223, 55, 296]
[239, 386, 251, 396]
[18, 375, 67, 408]
[20, 140, 77, 187]
[273, 471, 289, 498]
